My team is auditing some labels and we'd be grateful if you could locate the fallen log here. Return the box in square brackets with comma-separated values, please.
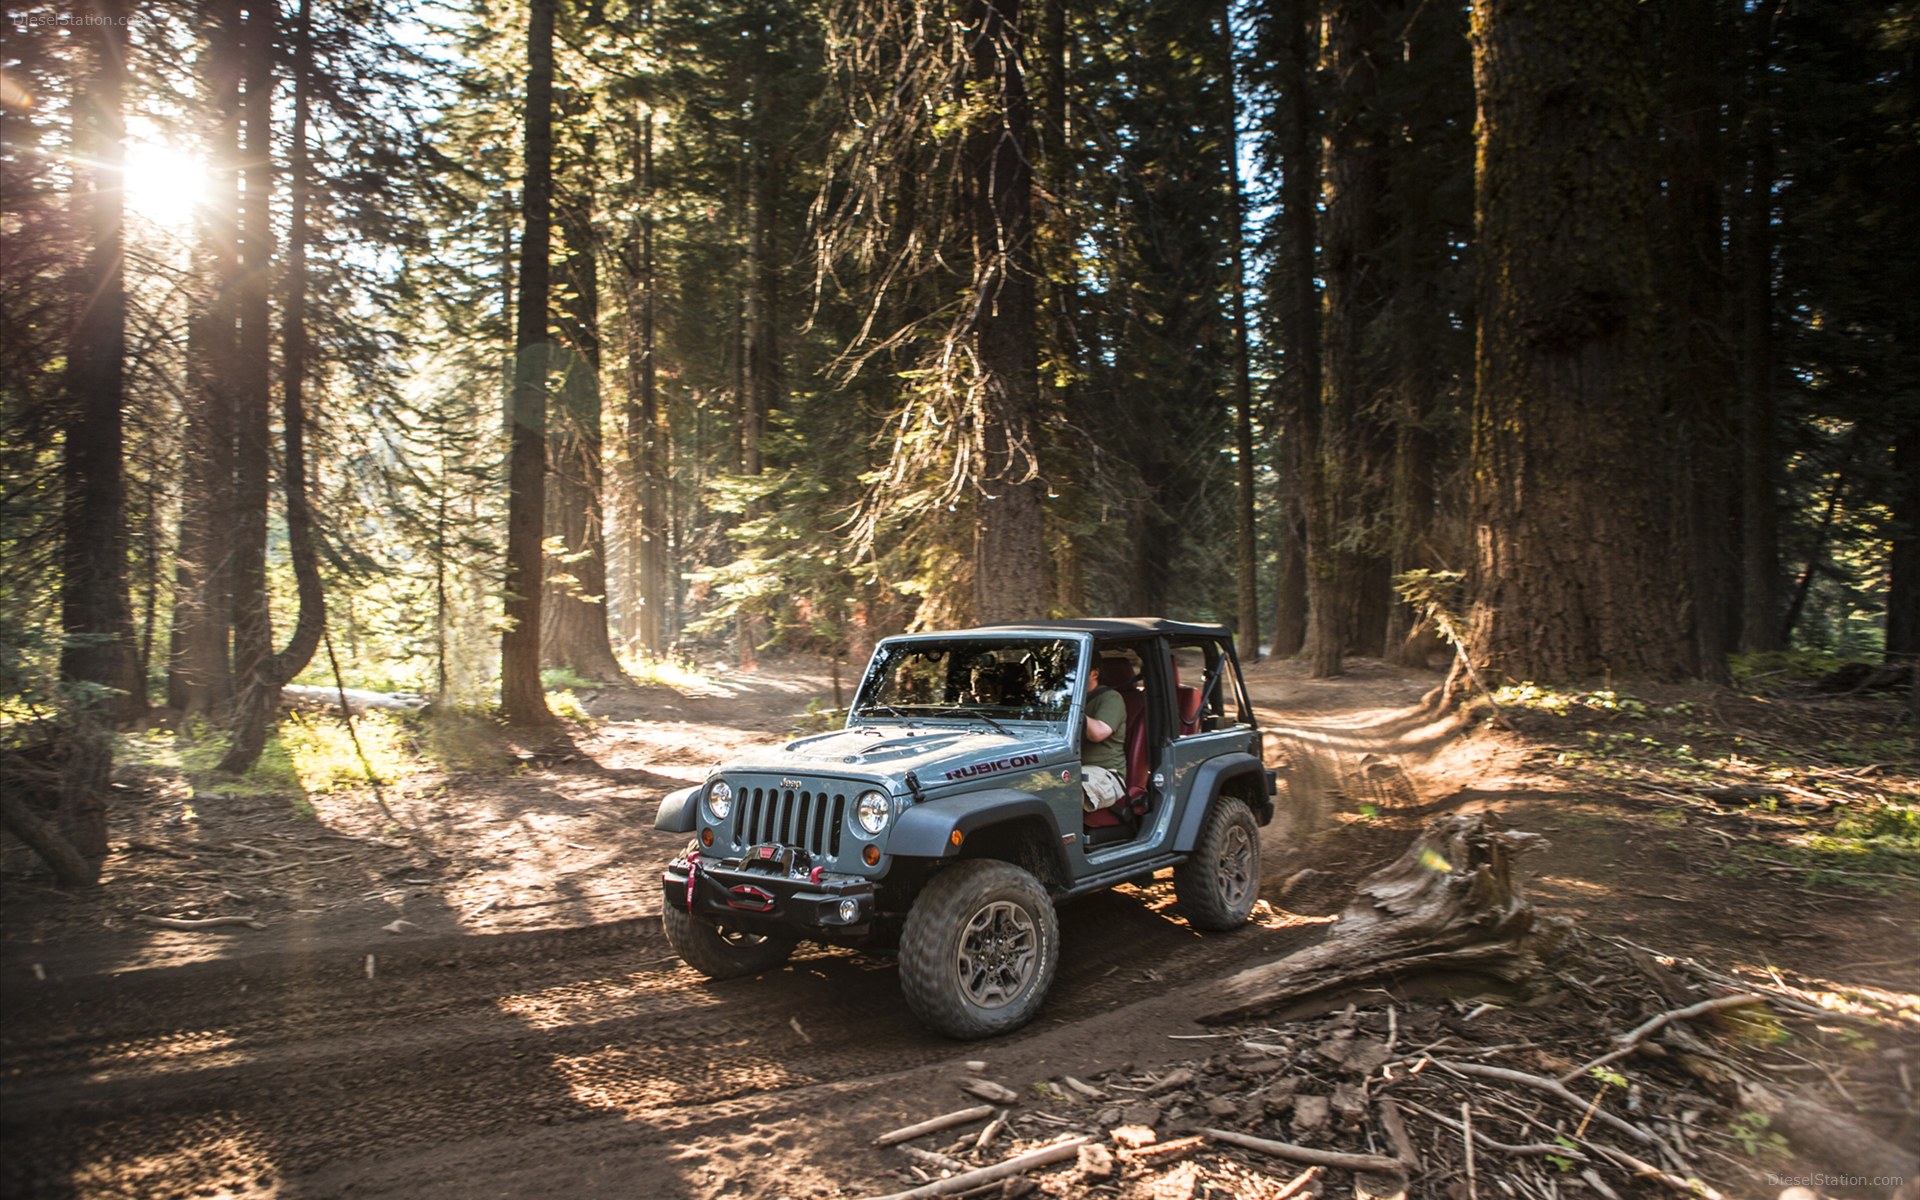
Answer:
[1735, 1081, 1920, 1196]
[134, 914, 266, 931]
[873, 1106, 995, 1147]
[957, 1078, 1019, 1104]
[864, 1136, 1089, 1200]
[1198, 1127, 1407, 1174]
[1201, 814, 1564, 1024]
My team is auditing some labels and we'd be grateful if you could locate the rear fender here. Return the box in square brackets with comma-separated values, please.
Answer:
[1171, 754, 1271, 851]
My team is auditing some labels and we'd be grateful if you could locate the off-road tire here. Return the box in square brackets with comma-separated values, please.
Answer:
[899, 860, 1059, 1040]
[1174, 796, 1261, 930]
[662, 904, 797, 979]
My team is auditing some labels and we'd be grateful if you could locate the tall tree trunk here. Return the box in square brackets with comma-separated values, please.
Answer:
[622, 104, 663, 658]
[1385, 329, 1440, 667]
[1037, 0, 1086, 619]
[169, 0, 242, 716]
[1272, 486, 1309, 658]
[965, 0, 1047, 624]
[737, 101, 777, 666]
[1308, 0, 1393, 677]
[1467, 0, 1690, 683]
[60, 0, 142, 722]
[1664, 0, 1735, 681]
[625, 97, 667, 659]
[502, 0, 557, 725]
[216, 0, 282, 771]
[542, 159, 627, 683]
[220, 0, 328, 773]
[1221, 0, 1261, 659]
[1736, 0, 1783, 654]
[1266, 0, 1319, 662]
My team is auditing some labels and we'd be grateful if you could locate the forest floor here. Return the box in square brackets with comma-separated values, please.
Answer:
[1, 655, 1915, 1200]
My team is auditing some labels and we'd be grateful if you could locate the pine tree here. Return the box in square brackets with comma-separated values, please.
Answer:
[501, 0, 557, 724]
[1248, 0, 1320, 659]
[221, 0, 329, 772]
[59, 0, 144, 722]
[542, 123, 626, 683]
[819, 0, 1047, 625]
[169, 0, 244, 715]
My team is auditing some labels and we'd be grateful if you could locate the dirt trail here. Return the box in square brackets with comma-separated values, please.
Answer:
[1, 656, 1911, 1199]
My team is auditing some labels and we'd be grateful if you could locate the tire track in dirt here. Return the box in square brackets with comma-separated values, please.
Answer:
[0, 876, 1334, 1200]
[4, 668, 1439, 1200]
[1256, 712, 1424, 853]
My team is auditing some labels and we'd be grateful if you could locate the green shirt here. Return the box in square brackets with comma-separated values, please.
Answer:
[1082, 686, 1128, 774]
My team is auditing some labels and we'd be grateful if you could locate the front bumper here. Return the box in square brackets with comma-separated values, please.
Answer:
[663, 850, 877, 937]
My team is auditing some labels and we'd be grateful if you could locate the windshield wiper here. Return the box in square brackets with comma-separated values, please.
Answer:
[857, 703, 918, 727]
[953, 706, 1014, 737]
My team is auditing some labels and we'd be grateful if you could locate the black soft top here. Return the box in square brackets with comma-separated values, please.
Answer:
[958, 617, 1235, 641]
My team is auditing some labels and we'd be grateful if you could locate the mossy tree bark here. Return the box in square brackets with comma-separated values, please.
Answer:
[1466, 0, 1692, 684]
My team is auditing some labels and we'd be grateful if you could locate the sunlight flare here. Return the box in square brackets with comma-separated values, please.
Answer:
[121, 138, 205, 228]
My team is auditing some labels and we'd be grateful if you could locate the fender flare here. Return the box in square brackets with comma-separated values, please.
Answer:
[1172, 753, 1271, 852]
[890, 789, 1071, 876]
[654, 784, 700, 833]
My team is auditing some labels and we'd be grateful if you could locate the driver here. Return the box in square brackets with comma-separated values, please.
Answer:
[1080, 659, 1128, 811]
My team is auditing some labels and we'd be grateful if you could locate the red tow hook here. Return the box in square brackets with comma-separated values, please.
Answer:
[809, 866, 824, 885]
[684, 849, 701, 912]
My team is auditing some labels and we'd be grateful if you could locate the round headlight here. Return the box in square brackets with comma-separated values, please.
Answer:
[856, 790, 891, 836]
[705, 780, 734, 821]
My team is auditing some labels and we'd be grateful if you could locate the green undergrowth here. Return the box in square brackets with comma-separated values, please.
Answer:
[122, 711, 414, 809]
[121, 684, 613, 813]
[1718, 800, 1920, 891]
[1489, 679, 1919, 894]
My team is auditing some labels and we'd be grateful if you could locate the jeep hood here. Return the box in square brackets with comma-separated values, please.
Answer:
[719, 724, 1068, 790]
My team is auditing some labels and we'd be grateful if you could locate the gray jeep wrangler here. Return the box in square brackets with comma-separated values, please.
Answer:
[655, 618, 1277, 1039]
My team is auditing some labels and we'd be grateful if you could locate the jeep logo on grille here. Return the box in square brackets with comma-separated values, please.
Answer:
[779, 777, 803, 790]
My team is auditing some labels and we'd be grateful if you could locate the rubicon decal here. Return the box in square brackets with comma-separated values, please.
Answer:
[943, 753, 1041, 781]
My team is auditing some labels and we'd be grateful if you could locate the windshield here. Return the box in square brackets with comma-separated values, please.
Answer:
[854, 638, 1082, 724]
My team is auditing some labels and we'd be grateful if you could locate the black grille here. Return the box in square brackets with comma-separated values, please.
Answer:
[734, 787, 846, 860]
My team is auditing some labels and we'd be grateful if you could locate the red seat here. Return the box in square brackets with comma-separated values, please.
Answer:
[1176, 685, 1202, 736]
[1169, 656, 1203, 736]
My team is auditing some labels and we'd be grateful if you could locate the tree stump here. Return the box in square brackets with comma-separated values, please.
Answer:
[1201, 814, 1562, 1024]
